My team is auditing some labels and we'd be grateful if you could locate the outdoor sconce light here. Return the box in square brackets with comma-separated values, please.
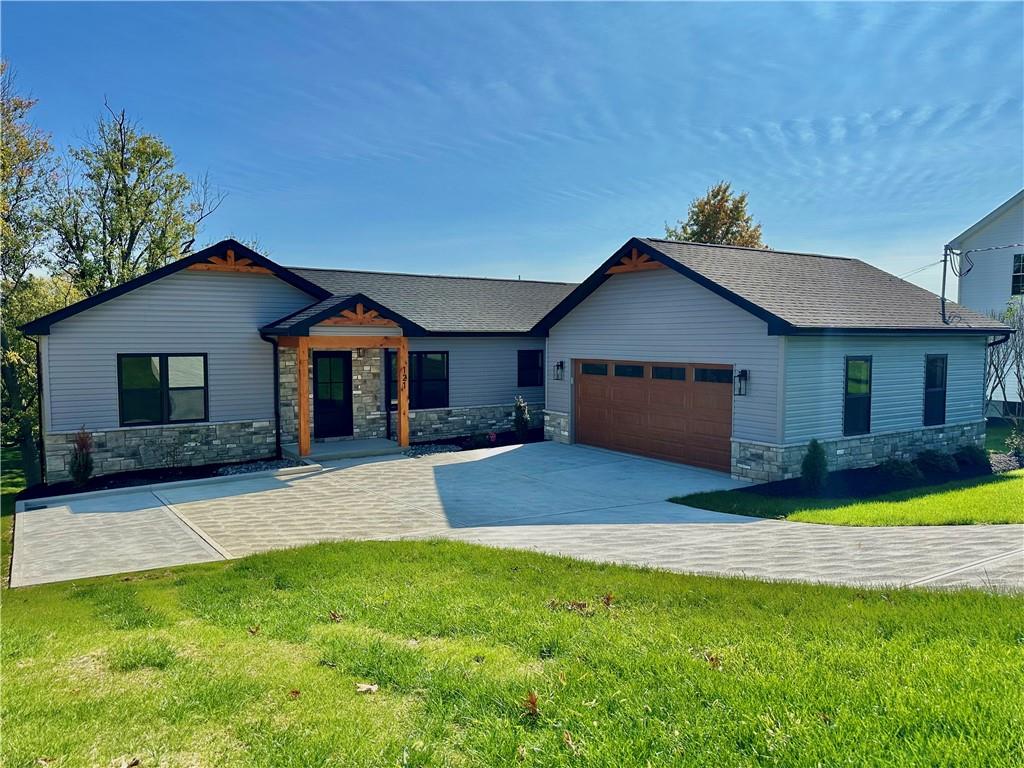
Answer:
[553, 360, 565, 381]
[734, 369, 749, 396]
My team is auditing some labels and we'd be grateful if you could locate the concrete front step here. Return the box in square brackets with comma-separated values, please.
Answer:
[282, 438, 404, 462]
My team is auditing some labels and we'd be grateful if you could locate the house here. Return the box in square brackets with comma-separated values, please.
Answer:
[950, 188, 1024, 414]
[21, 237, 1009, 485]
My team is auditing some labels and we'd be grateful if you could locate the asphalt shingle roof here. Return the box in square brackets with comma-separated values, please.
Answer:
[639, 238, 1008, 332]
[281, 268, 576, 333]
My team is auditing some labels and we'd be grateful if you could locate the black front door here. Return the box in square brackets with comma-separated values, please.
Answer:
[313, 351, 353, 438]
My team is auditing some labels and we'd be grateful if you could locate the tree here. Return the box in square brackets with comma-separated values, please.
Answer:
[664, 181, 765, 247]
[45, 102, 224, 296]
[1, 62, 55, 485]
[987, 304, 1023, 425]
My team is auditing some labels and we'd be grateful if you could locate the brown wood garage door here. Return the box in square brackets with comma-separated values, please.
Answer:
[573, 359, 733, 472]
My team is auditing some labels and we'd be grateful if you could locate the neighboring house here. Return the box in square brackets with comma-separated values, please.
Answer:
[21, 237, 1009, 485]
[950, 189, 1024, 413]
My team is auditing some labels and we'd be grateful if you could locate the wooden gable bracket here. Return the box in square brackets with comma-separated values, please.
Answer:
[320, 302, 399, 327]
[186, 248, 272, 274]
[605, 248, 666, 275]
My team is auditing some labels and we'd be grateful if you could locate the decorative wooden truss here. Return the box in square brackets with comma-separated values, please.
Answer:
[186, 249, 272, 274]
[605, 248, 665, 275]
[319, 302, 399, 327]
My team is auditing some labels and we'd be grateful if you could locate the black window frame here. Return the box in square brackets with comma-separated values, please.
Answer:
[923, 354, 948, 427]
[842, 355, 872, 437]
[387, 350, 449, 411]
[1013, 253, 1024, 297]
[517, 349, 545, 388]
[117, 353, 209, 427]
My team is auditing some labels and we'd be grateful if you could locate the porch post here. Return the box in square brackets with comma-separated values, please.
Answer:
[296, 336, 311, 457]
[397, 336, 409, 447]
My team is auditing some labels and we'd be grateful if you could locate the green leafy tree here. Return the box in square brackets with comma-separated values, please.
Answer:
[1, 62, 56, 484]
[45, 102, 224, 296]
[664, 181, 765, 247]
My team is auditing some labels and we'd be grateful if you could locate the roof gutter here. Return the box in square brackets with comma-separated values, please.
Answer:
[988, 331, 1012, 348]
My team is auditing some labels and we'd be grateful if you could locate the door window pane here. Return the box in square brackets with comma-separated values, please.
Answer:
[694, 368, 731, 384]
[614, 364, 644, 378]
[581, 363, 607, 376]
[652, 366, 686, 381]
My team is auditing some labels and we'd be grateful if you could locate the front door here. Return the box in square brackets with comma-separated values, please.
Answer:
[313, 351, 353, 439]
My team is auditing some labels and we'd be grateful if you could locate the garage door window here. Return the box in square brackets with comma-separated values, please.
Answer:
[694, 368, 731, 384]
[581, 363, 608, 375]
[652, 366, 686, 381]
[614, 364, 644, 378]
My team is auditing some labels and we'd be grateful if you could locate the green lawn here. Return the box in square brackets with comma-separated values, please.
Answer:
[673, 470, 1024, 526]
[987, 418, 1013, 453]
[2, 446, 24, 588]
[2, 541, 1023, 767]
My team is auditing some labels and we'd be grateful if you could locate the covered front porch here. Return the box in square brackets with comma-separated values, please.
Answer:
[277, 333, 410, 458]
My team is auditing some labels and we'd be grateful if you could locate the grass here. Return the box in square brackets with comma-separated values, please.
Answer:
[2, 542, 1023, 767]
[2, 449, 1023, 766]
[673, 469, 1024, 526]
[987, 417, 1013, 453]
[2, 445, 24, 588]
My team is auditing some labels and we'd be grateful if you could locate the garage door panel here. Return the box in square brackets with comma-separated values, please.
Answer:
[575, 359, 732, 472]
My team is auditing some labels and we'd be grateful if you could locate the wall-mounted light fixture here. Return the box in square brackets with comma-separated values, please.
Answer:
[733, 369, 749, 396]
[553, 360, 565, 381]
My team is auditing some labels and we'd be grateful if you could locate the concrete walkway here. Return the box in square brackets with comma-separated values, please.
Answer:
[11, 442, 1024, 591]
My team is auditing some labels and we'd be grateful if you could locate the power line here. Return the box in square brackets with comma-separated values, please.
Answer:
[899, 260, 943, 279]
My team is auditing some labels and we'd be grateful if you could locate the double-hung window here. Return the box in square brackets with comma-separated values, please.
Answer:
[118, 354, 208, 426]
[923, 354, 947, 426]
[1013, 253, 1024, 296]
[517, 350, 544, 387]
[843, 356, 871, 436]
[388, 351, 449, 410]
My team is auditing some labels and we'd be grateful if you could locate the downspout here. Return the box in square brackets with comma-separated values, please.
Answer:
[259, 333, 282, 459]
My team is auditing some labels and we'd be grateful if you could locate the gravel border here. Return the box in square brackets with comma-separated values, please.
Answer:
[216, 459, 304, 476]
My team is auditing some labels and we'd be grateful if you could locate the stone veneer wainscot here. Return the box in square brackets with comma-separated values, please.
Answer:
[43, 420, 278, 484]
[409, 403, 543, 442]
[543, 410, 571, 444]
[731, 420, 986, 482]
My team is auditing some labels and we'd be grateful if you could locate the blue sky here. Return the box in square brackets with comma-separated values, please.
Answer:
[4, 2, 1022, 293]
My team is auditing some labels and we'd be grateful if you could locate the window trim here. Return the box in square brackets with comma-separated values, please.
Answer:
[923, 353, 948, 427]
[387, 350, 450, 411]
[842, 355, 872, 437]
[517, 349, 545, 388]
[117, 353, 209, 427]
[1012, 253, 1024, 296]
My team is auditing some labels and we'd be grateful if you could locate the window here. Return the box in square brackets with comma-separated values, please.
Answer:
[694, 367, 731, 384]
[652, 366, 687, 381]
[517, 350, 544, 387]
[843, 356, 872, 436]
[118, 354, 207, 426]
[1013, 253, 1024, 296]
[581, 363, 607, 376]
[614, 364, 644, 378]
[387, 351, 449, 410]
[924, 354, 947, 426]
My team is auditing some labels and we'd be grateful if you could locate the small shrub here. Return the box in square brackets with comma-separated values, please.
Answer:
[913, 449, 959, 477]
[800, 439, 828, 495]
[69, 426, 94, 486]
[954, 444, 992, 473]
[464, 433, 492, 450]
[877, 457, 924, 485]
[1006, 426, 1024, 462]
[513, 395, 530, 443]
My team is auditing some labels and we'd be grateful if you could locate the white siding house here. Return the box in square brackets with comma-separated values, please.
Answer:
[951, 189, 1024, 408]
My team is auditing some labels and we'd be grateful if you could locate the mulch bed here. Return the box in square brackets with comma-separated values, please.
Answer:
[743, 454, 1018, 501]
[411, 427, 545, 453]
[17, 456, 301, 502]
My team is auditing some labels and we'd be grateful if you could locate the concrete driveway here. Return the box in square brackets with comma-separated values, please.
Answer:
[11, 442, 1024, 591]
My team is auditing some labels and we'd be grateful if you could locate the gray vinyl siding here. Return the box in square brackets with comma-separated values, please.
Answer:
[407, 336, 545, 408]
[783, 335, 987, 443]
[955, 196, 1024, 314]
[545, 269, 782, 443]
[310, 325, 401, 336]
[45, 270, 315, 431]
